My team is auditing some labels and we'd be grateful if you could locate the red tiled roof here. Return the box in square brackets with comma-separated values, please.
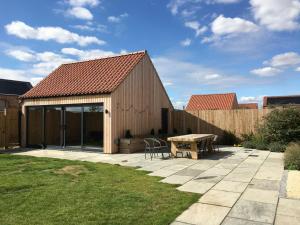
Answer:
[186, 93, 238, 110]
[21, 51, 146, 99]
[239, 103, 258, 109]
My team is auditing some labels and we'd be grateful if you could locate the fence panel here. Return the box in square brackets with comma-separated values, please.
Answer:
[0, 109, 20, 148]
[172, 109, 271, 138]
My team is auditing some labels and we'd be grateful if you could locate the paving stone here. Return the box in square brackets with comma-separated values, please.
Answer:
[161, 175, 193, 184]
[199, 190, 241, 207]
[229, 200, 276, 224]
[274, 214, 300, 225]
[203, 167, 232, 176]
[249, 179, 280, 191]
[170, 221, 193, 225]
[148, 169, 177, 177]
[254, 169, 283, 181]
[214, 163, 238, 170]
[194, 174, 224, 183]
[224, 173, 253, 183]
[176, 203, 230, 225]
[189, 163, 215, 171]
[177, 181, 215, 194]
[286, 171, 300, 199]
[213, 180, 248, 193]
[276, 198, 300, 217]
[175, 168, 204, 177]
[241, 188, 279, 205]
[222, 217, 271, 225]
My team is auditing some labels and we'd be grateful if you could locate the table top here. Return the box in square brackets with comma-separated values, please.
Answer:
[167, 134, 215, 142]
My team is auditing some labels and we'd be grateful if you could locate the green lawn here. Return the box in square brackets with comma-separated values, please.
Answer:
[0, 154, 199, 225]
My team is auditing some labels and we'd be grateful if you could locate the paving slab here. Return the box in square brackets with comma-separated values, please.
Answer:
[175, 203, 230, 225]
[248, 179, 280, 191]
[254, 169, 283, 181]
[224, 172, 253, 183]
[199, 189, 241, 207]
[212, 180, 248, 193]
[276, 198, 300, 217]
[286, 171, 300, 199]
[274, 214, 300, 225]
[241, 188, 279, 205]
[171, 221, 193, 225]
[177, 181, 215, 194]
[175, 168, 204, 177]
[161, 175, 193, 184]
[229, 200, 276, 224]
[148, 169, 177, 177]
[222, 217, 271, 225]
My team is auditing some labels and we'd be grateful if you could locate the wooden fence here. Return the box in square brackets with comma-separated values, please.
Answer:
[172, 109, 272, 138]
[0, 108, 20, 148]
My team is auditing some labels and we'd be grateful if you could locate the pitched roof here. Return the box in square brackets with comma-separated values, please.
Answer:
[263, 95, 300, 107]
[186, 93, 238, 110]
[0, 79, 32, 96]
[239, 103, 258, 109]
[21, 51, 146, 99]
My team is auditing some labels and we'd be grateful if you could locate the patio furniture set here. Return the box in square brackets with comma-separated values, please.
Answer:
[144, 134, 218, 160]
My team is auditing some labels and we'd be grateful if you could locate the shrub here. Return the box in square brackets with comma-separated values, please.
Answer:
[242, 141, 256, 149]
[241, 133, 268, 150]
[284, 142, 300, 170]
[221, 131, 239, 146]
[259, 108, 300, 145]
[268, 142, 286, 152]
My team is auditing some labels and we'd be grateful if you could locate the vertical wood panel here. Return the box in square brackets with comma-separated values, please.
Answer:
[172, 109, 272, 138]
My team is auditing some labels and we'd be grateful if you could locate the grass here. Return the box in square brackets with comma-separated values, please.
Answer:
[0, 154, 199, 225]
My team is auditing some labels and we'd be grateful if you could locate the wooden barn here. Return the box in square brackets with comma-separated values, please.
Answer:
[20, 51, 173, 153]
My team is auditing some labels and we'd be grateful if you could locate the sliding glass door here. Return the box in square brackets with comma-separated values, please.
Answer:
[65, 106, 82, 147]
[83, 105, 103, 147]
[45, 107, 62, 146]
[27, 104, 104, 150]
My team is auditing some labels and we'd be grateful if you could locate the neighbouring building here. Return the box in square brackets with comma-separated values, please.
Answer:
[263, 95, 300, 108]
[20, 51, 173, 153]
[185, 93, 239, 110]
[0, 78, 32, 111]
[239, 103, 258, 109]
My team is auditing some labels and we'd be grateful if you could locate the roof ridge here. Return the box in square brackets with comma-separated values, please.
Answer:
[62, 50, 147, 66]
[0, 78, 31, 84]
[192, 92, 236, 97]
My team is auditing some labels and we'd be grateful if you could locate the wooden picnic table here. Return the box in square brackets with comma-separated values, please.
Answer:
[167, 134, 215, 160]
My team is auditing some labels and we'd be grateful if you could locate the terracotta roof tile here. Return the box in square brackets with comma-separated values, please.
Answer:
[186, 93, 238, 110]
[21, 51, 146, 99]
[239, 103, 258, 109]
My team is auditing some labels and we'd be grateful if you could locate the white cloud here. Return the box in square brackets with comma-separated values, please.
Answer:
[251, 67, 282, 77]
[184, 21, 207, 36]
[67, 7, 93, 20]
[180, 38, 192, 47]
[173, 101, 186, 109]
[204, 73, 221, 80]
[207, 0, 240, 3]
[296, 67, 300, 72]
[239, 95, 264, 104]
[0, 68, 29, 81]
[5, 21, 105, 46]
[167, 0, 189, 15]
[250, 0, 300, 31]
[61, 47, 116, 60]
[211, 15, 259, 36]
[72, 24, 107, 32]
[67, 0, 99, 7]
[107, 13, 128, 23]
[5, 49, 35, 62]
[267, 52, 300, 67]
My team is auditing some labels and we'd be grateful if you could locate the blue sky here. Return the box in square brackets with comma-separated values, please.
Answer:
[0, 0, 300, 108]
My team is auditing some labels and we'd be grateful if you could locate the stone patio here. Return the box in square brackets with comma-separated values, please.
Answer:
[13, 147, 300, 225]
